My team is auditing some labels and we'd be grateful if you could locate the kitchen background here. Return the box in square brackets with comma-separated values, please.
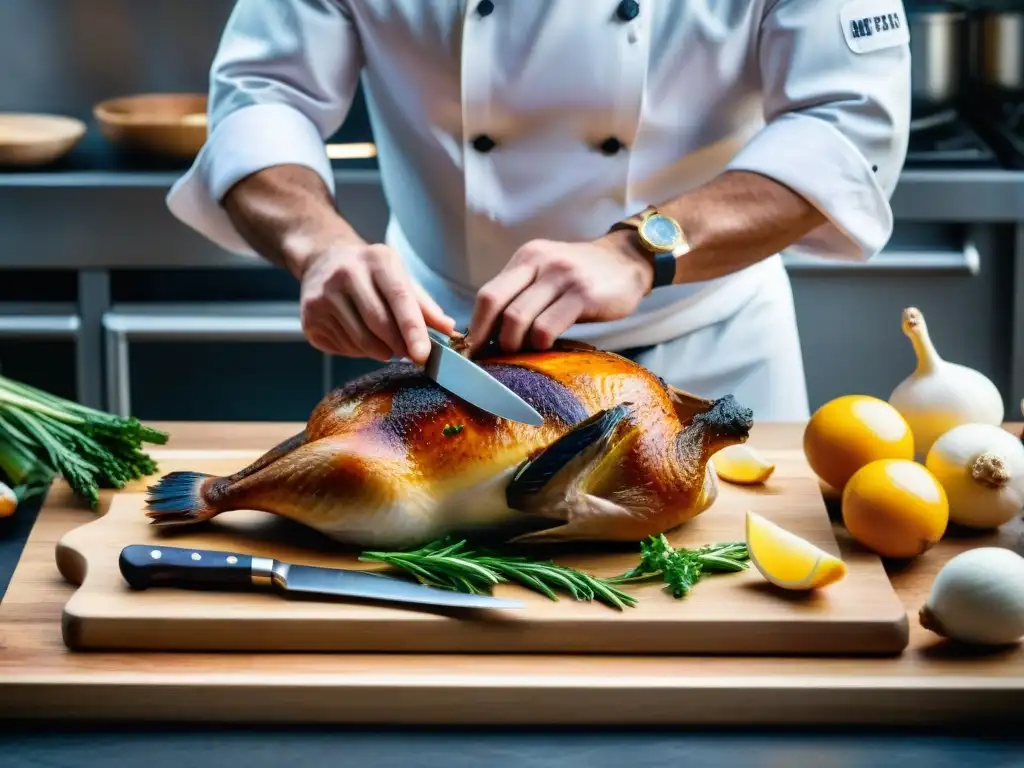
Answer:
[1, 0, 1023, 423]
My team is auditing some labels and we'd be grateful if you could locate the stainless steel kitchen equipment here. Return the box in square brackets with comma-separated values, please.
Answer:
[905, 109, 1002, 168]
[904, 3, 1013, 169]
[966, 6, 1024, 170]
[979, 8, 1024, 93]
[971, 96, 1024, 169]
[910, 5, 968, 116]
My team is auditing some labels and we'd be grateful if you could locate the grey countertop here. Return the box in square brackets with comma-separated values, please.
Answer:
[1, 723, 1023, 768]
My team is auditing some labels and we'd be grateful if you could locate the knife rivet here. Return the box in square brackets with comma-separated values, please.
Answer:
[226, 556, 238, 564]
[191, 552, 202, 561]
[149, 549, 162, 559]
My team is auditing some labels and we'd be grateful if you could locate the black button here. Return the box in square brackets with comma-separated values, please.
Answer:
[616, 0, 640, 21]
[872, 165, 879, 172]
[598, 137, 624, 155]
[477, 0, 494, 16]
[472, 134, 497, 153]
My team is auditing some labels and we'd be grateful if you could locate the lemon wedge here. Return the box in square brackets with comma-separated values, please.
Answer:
[745, 510, 847, 590]
[712, 444, 776, 485]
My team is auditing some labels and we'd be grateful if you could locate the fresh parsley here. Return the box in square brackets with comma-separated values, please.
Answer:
[605, 534, 750, 598]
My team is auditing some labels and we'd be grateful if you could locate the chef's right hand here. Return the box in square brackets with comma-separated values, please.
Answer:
[297, 243, 455, 365]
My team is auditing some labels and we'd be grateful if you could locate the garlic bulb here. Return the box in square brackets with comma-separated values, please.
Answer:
[889, 307, 1004, 459]
[925, 423, 1024, 529]
[0, 481, 15, 518]
[920, 547, 1024, 646]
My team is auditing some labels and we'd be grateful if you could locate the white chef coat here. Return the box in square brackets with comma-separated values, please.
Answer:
[166, 0, 910, 416]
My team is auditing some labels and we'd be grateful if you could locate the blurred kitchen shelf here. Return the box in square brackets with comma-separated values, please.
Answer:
[0, 133, 380, 186]
[890, 169, 1024, 222]
[0, 135, 390, 270]
[0, 160, 1022, 223]
[0, 166, 381, 188]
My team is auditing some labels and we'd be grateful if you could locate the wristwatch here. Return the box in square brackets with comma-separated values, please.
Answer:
[609, 205, 689, 290]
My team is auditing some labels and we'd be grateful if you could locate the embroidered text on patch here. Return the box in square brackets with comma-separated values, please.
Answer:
[840, 0, 910, 54]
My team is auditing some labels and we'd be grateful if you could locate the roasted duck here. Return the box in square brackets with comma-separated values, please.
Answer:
[146, 338, 753, 548]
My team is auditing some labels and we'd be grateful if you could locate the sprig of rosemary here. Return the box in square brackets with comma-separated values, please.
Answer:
[359, 534, 752, 609]
[359, 537, 638, 610]
[605, 534, 750, 598]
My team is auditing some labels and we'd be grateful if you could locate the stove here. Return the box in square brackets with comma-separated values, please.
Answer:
[904, 109, 1003, 169]
[969, 92, 1024, 170]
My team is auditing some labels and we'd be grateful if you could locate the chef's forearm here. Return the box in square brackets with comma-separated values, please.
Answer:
[221, 164, 364, 279]
[610, 170, 827, 285]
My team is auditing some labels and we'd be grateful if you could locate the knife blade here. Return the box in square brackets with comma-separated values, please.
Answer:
[424, 328, 544, 426]
[118, 544, 524, 610]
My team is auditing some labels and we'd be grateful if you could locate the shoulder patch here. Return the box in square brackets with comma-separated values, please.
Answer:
[840, 0, 909, 54]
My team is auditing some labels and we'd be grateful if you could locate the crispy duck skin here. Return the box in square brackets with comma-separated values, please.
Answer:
[145, 338, 753, 549]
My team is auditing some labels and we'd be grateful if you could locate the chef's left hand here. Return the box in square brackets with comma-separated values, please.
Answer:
[469, 233, 655, 353]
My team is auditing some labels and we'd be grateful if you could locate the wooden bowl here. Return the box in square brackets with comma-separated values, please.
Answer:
[0, 113, 87, 166]
[93, 93, 208, 159]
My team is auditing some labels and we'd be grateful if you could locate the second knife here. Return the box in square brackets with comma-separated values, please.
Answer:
[119, 544, 524, 610]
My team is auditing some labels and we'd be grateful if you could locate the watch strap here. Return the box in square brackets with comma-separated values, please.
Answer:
[608, 205, 655, 233]
[609, 206, 686, 292]
[652, 251, 677, 290]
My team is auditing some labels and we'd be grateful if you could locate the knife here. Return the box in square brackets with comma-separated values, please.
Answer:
[424, 327, 544, 426]
[118, 544, 524, 610]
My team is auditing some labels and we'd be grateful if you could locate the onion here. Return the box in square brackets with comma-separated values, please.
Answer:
[925, 423, 1024, 530]
[920, 547, 1024, 646]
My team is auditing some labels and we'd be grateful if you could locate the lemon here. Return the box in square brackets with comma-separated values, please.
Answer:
[745, 510, 847, 590]
[712, 444, 776, 485]
[842, 458, 948, 559]
[803, 395, 914, 491]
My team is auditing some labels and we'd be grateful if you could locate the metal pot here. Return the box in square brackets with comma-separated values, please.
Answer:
[979, 11, 1024, 92]
[910, 9, 967, 116]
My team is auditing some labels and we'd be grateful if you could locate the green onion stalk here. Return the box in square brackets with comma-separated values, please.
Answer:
[0, 374, 168, 509]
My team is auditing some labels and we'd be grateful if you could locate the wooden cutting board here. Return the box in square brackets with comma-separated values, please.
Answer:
[54, 446, 909, 655]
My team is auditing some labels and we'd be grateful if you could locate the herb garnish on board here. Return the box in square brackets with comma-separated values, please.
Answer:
[361, 537, 637, 610]
[604, 534, 750, 598]
[360, 533, 750, 609]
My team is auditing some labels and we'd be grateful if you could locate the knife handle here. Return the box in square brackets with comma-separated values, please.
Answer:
[119, 544, 257, 591]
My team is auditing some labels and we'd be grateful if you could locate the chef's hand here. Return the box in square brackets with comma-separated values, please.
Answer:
[469, 233, 654, 353]
[298, 242, 456, 365]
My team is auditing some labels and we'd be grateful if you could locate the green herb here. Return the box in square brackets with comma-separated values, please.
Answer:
[360, 534, 749, 610]
[442, 423, 464, 437]
[0, 375, 168, 509]
[360, 537, 638, 610]
[605, 534, 750, 598]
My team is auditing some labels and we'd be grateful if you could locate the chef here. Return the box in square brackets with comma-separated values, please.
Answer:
[166, 0, 911, 421]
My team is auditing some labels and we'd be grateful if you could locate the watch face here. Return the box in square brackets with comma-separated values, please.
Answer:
[641, 214, 681, 250]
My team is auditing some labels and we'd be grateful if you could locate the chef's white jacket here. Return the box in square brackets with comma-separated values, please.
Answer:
[167, 0, 911, 352]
